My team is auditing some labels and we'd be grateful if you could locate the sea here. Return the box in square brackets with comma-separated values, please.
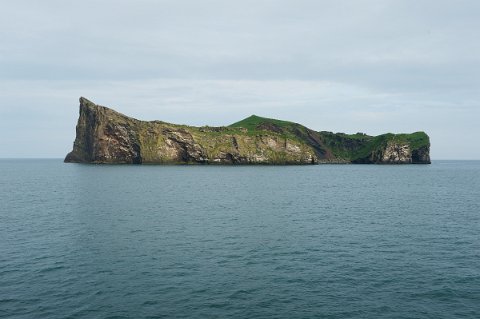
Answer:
[1, 159, 479, 319]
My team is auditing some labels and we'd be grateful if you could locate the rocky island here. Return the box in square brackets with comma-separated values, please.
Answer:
[65, 97, 431, 164]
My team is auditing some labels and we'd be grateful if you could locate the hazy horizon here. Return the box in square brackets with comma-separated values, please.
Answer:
[1, 1, 479, 159]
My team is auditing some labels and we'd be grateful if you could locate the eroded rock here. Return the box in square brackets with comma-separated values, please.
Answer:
[65, 98, 431, 165]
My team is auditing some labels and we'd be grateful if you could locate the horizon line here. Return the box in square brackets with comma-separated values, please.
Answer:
[1, 158, 480, 161]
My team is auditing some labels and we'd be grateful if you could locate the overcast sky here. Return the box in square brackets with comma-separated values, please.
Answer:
[1, 0, 479, 159]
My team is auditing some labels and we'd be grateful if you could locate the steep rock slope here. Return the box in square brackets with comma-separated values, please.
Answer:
[65, 98, 431, 164]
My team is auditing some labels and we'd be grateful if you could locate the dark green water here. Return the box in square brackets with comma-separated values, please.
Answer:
[1, 160, 479, 318]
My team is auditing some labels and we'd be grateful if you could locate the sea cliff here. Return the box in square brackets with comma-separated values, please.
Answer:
[65, 97, 431, 164]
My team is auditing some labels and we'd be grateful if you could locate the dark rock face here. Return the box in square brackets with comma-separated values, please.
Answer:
[65, 98, 431, 165]
[412, 146, 431, 164]
[65, 98, 142, 164]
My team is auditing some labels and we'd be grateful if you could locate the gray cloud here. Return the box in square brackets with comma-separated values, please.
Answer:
[0, 0, 479, 159]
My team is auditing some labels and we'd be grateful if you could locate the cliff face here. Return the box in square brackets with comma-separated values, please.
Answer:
[65, 98, 431, 164]
[64, 98, 142, 163]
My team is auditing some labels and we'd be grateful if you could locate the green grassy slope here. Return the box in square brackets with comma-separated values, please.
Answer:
[229, 115, 430, 163]
[230, 115, 301, 131]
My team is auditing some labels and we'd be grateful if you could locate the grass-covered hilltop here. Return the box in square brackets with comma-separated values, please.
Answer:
[65, 97, 431, 164]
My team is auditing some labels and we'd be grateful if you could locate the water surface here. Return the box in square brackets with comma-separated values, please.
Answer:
[1, 160, 479, 318]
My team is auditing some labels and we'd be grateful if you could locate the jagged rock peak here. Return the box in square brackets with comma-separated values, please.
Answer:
[79, 96, 97, 108]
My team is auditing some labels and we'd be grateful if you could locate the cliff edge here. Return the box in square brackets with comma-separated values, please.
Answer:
[65, 98, 431, 164]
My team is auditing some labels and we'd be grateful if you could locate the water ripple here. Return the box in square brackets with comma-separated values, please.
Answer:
[0, 160, 479, 318]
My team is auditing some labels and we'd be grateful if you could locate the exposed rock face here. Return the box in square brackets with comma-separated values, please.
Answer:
[65, 98, 431, 164]
[375, 142, 413, 164]
[65, 98, 142, 163]
[374, 142, 431, 164]
[411, 146, 431, 164]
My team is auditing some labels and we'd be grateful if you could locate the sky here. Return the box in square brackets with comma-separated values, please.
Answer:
[0, 0, 479, 159]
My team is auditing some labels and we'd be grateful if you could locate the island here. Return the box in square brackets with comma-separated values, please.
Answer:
[65, 97, 431, 164]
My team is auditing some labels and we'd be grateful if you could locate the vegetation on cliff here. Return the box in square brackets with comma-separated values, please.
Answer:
[65, 98, 431, 164]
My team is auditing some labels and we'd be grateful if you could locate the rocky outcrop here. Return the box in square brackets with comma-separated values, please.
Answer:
[411, 146, 431, 164]
[64, 98, 142, 163]
[65, 98, 431, 164]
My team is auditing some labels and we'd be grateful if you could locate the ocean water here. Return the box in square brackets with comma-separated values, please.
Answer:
[1, 160, 479, 319]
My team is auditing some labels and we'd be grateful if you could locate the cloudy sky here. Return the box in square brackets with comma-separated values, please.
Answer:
[1, 0, 479, 159]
